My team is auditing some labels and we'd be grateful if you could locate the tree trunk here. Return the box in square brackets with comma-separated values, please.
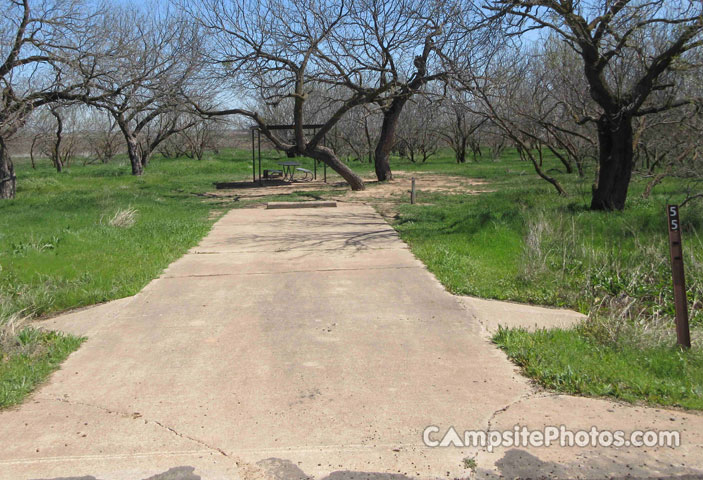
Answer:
[471, 142, 482, 162]
[140, 146, 152, 168]
[455, 139, 467, 164]
[574, 156, 584, 177]
[0, 137, 16, 199]
[30, 136, 38, 169]
[591, 115, 634, 211]
[306, 145, 364, 191]
[518, 145, 567, 196]
[547, 146, 574, 174]
[126, 136, 144, 176]
[374, 98, 407, 181]
[51, 109, 64, 173]
[642, 171, 667, 199]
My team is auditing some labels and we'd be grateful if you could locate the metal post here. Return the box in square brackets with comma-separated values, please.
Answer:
[667, 205, 691, 349]
[251, 128, 256, 183]
[321, 130, 327, 183]
[313, 128, 317, 180]
[258, 130, 262, 186]
[410, 177, 416, 204]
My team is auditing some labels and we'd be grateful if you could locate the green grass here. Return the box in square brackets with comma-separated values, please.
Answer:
[494, 326, 703, 409]
[2, 146, 702, 411]
[384, 149, 703, 410]
[0, 328, 85, 408]
[1, 151, 249, 320]
[1, 148, 373, 408]
[0, 150, 263, 408]
[392, 150, 703, 323]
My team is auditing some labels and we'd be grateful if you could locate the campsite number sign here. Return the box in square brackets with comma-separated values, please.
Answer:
[667, 205, 691, 349]
[668, 205, 680, 231]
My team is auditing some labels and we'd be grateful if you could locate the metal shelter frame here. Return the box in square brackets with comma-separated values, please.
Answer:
[251, 124, 328, 185]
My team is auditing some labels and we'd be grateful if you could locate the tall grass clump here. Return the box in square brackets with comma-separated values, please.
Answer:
[104, 207, 138, 228]
[519, 206, 703, 347]
[0, 299, 85, 409]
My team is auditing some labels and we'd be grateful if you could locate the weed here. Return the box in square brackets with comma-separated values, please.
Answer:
[105, 207, 138, 228]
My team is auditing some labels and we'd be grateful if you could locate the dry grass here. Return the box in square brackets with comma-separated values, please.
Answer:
[519, 210, 554, 280]
[0, 312, 26, 358]
[519, 208, 703, 349]
[104, 207, 138, 228]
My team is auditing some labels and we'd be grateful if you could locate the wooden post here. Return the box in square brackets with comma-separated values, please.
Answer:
[667, 205, 691, 349]
[410, 177, 416, 204]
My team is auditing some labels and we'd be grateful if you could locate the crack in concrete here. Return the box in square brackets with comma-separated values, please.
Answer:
[454, 297, 489, 337]
[191, 246, 409, 254]
[162, 265, 423, 279]
[44, 397, 230, 458]
[42, 397, 277, 480]
[149, 420, 230, 458]
[484, 393, 551, 434]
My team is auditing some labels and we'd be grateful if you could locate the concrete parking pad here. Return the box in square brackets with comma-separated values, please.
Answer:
[2, 204, 702, 480]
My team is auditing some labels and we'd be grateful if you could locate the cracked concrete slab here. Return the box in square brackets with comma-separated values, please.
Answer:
[38, 297, 135, 338]
[473, 394, 703, 478]
[3, 204, 703, 479]
[457, 296, 586, 334]
[160, 249, 422, 278]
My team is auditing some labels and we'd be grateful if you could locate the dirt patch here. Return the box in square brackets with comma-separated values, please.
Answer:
[208, 210, 226, 220]
[345, 170, 487, 200]
[207, 170, 488, 218]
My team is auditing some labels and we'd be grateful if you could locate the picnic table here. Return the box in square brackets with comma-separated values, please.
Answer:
[278, 161, 301, 181]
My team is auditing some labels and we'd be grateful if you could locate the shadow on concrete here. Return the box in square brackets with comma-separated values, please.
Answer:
[36, 466, 200, 480]
[35, 452, 703, 480]
[257, 458, 415, 480]
[477, 449, 703, 480]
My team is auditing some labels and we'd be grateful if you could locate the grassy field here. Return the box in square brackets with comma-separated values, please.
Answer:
[392, 151, 703, 319]
[387, 150, 703, 410]
[1, 147, 702, 410]
[0, 151, 251, 407]
[494, 326, 703, 410]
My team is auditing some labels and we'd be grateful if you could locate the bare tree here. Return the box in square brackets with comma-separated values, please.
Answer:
[638, 102, 703, 199]
[181, 119, 224, 160]
[0, 0, 105, 199]
[46, 106, 76, 172]
[81, 9, 204, 175]
[345, 0, 486, 181]
[396, 94, 441, 163]
[24, 108, 56, 169]
[438, 88, 487, 163]
[459, 49, 568, 195]
[159, 117, 224, 161]
[187, 0, 427, 190]
[329, 105, 381, 163]
[354, 0, 451, 180]
[88, 110, 122, 164]
[537, 39, 598, 177]
[483, 125, 508, 161]
[491, 0, 703, 210]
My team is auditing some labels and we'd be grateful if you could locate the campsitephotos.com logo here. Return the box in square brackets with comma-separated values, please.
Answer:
[423, 425, 681, 453]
